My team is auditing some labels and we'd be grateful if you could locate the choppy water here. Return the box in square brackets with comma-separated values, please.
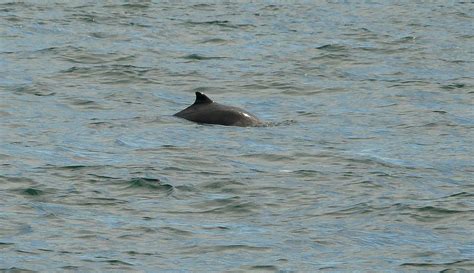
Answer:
[1, 1, 473, 272]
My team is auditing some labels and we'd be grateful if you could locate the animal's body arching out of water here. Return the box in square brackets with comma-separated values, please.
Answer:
[174, 92, 262, 127]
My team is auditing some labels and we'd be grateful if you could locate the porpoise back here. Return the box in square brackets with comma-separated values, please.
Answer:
[174, 92, 262, 127]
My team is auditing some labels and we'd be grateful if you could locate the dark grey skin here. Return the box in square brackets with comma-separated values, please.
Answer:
[174, 92, 262, 127]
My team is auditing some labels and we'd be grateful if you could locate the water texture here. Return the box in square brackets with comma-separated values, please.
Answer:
[1, 1, 473, 272]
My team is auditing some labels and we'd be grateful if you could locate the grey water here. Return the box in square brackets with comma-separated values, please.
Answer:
[1, 1, 473, 272]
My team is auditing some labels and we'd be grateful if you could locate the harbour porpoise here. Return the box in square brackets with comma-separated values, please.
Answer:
[174, 92, 262, 127]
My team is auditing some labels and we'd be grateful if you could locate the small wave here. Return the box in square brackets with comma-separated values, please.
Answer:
[240, 83, 270, 90]
[184, 20, 255, 29]
[441, 83, 466, 90]
[189, 20, 230, 25]
[125, 177, 173, 193]
[181, 53, 227, 61]
[39, 45, 132, 66]
[349, 152, 431, 170]
[21, 188, 44, 196]
[401, 259, 471, 268]
[61, 266, 80, 270]
[323, 202, 374, 217]
[239, 153, 294, 162]
[61, 64, 149, 75]
[49, 164, 89, 170]
[69, 99, 98, 105]
[87, 121, 114, 129]
[413, 206, 466, 215]
[41, 165, 111, 172]
[12, 84, 56, 97]
[165, 198, 258, 215]
[115, 3, 150, 9]
[90, 259, 134, 266]
[159, 226, 193, 236]
[445, 192, 474, 198]
[0, 267, 36, 273]
[200, 202, 257, 215]
[200, 38, 228, 44]
[241, 265, 279, 271]
[61, 98, 109, 110]
[261, 4, 280, 11]
[88, 32, 126, 39]
[191, 3, 213, 9]
[316, 44, 348, 51]
[185, 20, 233, 28]
[78, 197, 128, 206]
[382, 36, 417, 45]
[59, 64, 158, 84]
[61, 52, 135, 64]
[182, 244, 271, 254]
[201, 180, 245, 191]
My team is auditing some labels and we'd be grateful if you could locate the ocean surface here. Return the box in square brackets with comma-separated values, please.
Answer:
[1, 1, 473, 272]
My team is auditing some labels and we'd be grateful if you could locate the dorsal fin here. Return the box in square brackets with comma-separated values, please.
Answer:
[194, 92, 213, 104]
